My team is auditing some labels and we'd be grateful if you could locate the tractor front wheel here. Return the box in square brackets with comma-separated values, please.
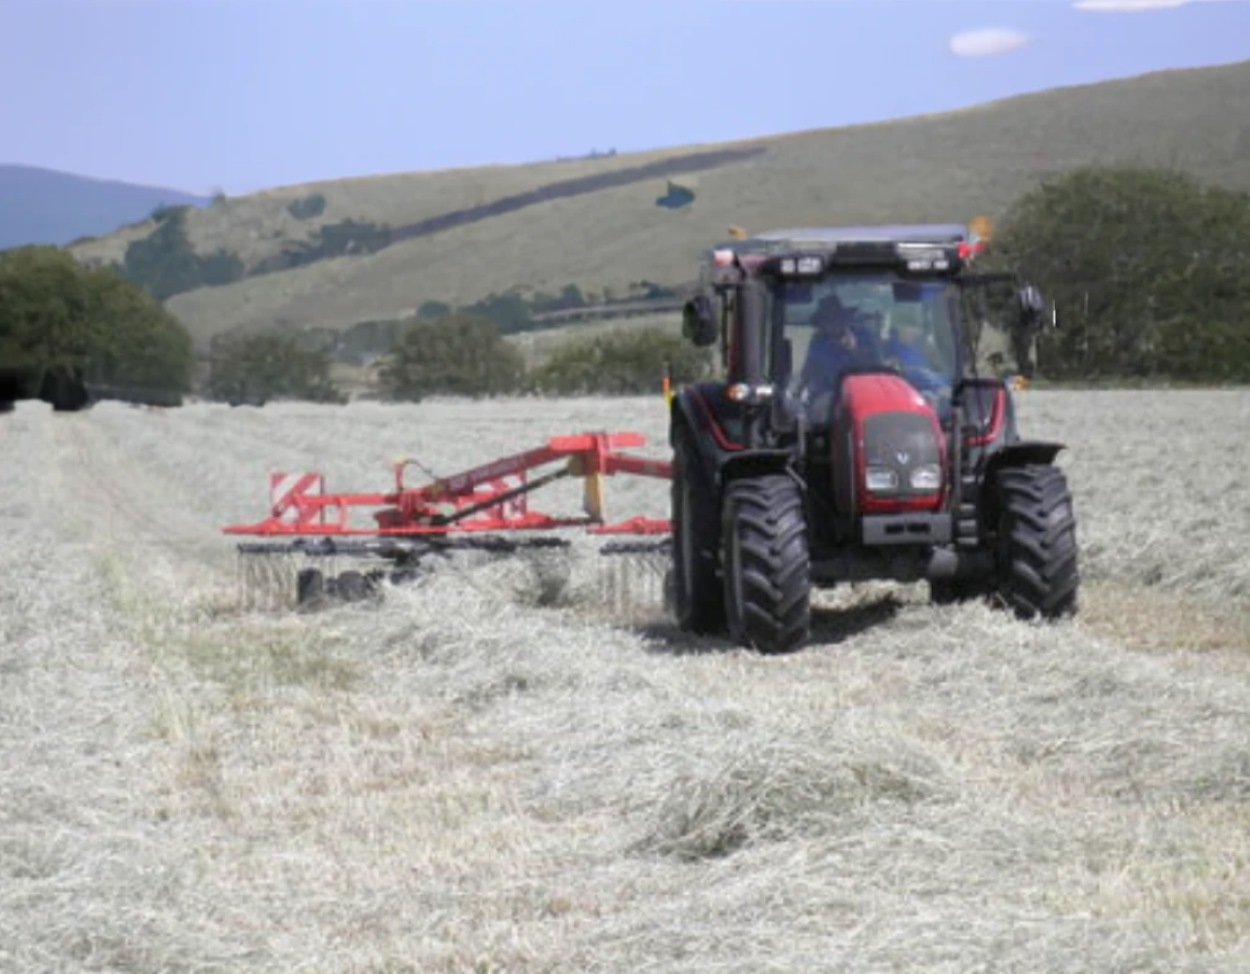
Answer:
[992, 464, 1079, 618]
[672, 432, 725, 634]
[722, 474, 810, 653]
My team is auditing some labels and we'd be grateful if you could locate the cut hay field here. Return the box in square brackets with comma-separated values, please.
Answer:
[2, 390, 1248, 973]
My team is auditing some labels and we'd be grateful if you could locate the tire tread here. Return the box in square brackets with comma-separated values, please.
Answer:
[994, 464, 1079, 618]
[723, 474, 810, 653]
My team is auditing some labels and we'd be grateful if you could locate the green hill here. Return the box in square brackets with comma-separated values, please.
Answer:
[0, 165, 208, 251]
[69, 59, 1250, 350]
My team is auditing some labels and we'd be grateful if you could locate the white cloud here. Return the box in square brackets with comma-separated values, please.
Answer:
[948, 28, 1032, 58]
[1073, 0, 1245, 10]
[1073, 0, 1193, 10]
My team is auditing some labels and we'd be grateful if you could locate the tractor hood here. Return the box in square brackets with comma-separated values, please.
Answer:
[832, 372, 947, 516]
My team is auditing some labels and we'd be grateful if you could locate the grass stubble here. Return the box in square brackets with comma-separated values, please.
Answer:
[1, 390, 1247, 972]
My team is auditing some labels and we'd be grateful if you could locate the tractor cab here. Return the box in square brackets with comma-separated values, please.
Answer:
[683, 224, 1039, 433]
[777, 268, 962, 426]
[673, 223, 1077, 653]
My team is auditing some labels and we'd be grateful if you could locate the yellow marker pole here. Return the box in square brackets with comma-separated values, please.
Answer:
[583, 472, 606, 521]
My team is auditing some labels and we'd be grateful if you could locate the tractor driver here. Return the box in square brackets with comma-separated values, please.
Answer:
[799, 294, 881, 396]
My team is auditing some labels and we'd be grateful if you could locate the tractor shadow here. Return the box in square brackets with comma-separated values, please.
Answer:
[808, 593, 904, 645]
[636, 620, 731, 657]
[635, 591, 905, 656]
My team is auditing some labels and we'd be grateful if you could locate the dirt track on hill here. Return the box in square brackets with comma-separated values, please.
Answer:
[387, 146, 767, 245]
[2, 392, 1248, 972]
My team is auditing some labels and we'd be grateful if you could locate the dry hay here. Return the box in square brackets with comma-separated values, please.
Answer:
[1, 390, 1248, 973]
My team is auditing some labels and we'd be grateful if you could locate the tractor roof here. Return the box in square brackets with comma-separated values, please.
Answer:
[701, 223, 976, 282]
[720, 224, 968, 254]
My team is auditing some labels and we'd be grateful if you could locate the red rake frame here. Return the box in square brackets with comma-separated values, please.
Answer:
[223, 431, 673, 541]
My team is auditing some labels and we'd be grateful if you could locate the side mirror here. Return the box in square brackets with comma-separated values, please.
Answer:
[1016, 285, 1046, 334]
[682, 295, 718, 347]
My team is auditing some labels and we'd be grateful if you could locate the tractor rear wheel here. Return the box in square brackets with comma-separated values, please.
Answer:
[672, 431, 725, 633]
[992, 464, 1079, 618]
[722, 474, 810, 653]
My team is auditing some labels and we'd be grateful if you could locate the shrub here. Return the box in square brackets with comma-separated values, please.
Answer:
[529, 284, 586, 314]
[149, 203, 189, 224]
[287, 193, 327, 221]
[656, 180, 696, 209]
[0, 246, 192, 402]
[381, 314, 524, 400]
[529, 327, 715, 395]
[459, 292, 535, 334]
[994, 165, 1250, 381]
[316, 219, 390, 256]
[206, 333, 342, 404]
[123, 207, 243, 300]
[81, 267, 193, 394]
[417, 300, 452, 320]
[250, 219, 391, 276]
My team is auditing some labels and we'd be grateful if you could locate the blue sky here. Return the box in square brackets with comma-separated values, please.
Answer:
[2, 0, 1248, 194]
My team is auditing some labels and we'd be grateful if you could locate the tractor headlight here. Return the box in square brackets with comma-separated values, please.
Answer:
[866, 466, 899, 493]
[726, 383, 775, 404]
[778, 255, 824, 277]
[909, 464, 942, 491]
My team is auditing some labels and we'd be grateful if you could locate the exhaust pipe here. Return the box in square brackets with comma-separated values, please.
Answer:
[926, 547, 992, 580]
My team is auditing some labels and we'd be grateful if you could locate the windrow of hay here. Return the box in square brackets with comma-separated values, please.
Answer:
[2, 390, 1248, 972]
[1013, 389, 1250, 650]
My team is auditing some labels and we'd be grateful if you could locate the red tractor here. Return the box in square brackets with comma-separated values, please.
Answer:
[670, 224, 1078, 653]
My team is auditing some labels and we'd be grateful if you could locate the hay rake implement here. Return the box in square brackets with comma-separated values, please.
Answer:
[224, 432, 672, 610]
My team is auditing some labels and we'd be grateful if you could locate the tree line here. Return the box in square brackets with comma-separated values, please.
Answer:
[210, 318, 713, 404]
[0, 244, 706, 407]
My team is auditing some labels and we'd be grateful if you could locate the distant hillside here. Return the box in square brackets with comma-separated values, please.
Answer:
[69, 59, 1250, 350]
[0, 165, 208, 250]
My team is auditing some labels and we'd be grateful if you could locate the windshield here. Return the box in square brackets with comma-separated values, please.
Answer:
[772, 274, 960, 422]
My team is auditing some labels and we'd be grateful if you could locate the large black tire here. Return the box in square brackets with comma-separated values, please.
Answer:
[722, 474, 810, 653]
[992, 464, 1079, 619]
[671, 430, 725, 633]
